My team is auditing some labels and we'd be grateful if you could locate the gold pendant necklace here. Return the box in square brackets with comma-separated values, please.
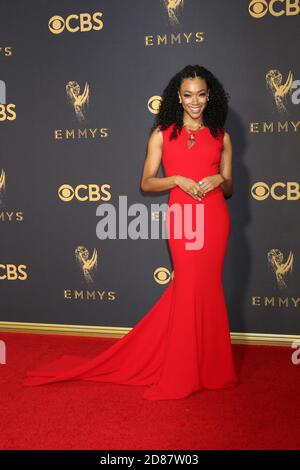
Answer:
[183, 122, 204, 149]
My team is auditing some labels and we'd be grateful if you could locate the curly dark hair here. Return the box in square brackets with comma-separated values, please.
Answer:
[149, 64, 229, 140]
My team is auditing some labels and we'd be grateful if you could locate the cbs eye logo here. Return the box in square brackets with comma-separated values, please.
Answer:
[48, 12, 104, 35]
[58, 184, 111, 202]
[249, 0, 300, 18]
[249, 0, 268, 17]
[148, 96, 162, 114]
[251, 182, 300, 200]
[153, 267, 174, 285]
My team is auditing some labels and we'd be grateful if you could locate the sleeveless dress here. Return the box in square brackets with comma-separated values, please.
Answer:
[24, 123, 237, 400]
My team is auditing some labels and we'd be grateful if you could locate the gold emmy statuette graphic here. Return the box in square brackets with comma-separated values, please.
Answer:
[267, 249, 294, 289]
[0, 169, 6, 191]
[164, 0, 184, 24]
[75, 246, 98, 283]
[66, 81, 90, 121]
[0, 168, 6, 205]
[266, 70, 293, 113]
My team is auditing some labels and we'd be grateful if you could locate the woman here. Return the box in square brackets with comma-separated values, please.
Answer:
[24, 65, 237, 400]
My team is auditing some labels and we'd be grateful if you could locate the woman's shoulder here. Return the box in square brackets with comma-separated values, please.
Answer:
[215, 127, 230, 143]
[151, 123, 174, 141]
[148, 125, 164, 148]
[155, 123, 172, 132]
[222, 129, 231, 143]
[155, 123, 176, 138]
[216, 128, 231, 149]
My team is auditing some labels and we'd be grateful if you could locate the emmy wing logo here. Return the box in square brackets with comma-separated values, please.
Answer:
[66, 81, 90, 122]
[75, 246, 98, 283]
[0, 169, 6, 206]
[267, 249, 294, 289]
[164, 0, 184, 24]
[266, 69, 293, 113]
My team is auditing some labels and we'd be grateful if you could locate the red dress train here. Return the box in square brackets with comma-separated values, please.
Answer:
[24, 123, 237, 400]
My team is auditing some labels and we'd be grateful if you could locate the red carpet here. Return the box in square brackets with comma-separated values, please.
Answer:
[0, 332, 299, 450]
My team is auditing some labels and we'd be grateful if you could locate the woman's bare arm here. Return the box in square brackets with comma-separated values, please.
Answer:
[219, 131, 233, 198]
[140, 128, 178, 192]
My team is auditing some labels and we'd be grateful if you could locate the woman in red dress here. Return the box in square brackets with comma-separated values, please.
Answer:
[24, 65, 237, 400]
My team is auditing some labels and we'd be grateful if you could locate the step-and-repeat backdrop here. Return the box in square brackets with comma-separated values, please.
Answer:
[1, 0, 299, 336]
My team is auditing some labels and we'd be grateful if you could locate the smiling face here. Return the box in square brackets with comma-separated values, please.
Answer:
[178, 77, 209, 123]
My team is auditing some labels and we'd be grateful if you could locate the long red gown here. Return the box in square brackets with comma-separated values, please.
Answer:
[24, 123, 237, 400]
